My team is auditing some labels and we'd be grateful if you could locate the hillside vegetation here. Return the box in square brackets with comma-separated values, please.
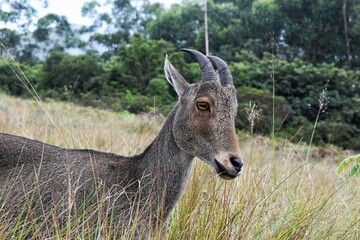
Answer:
[1, 0, 360, 149]
[0, 93, 358, 239]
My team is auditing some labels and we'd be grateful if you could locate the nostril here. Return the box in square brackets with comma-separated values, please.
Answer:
[230, 157, 243, 172]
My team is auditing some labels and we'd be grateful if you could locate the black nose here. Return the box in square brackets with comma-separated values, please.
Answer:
[230, 157, 243, 172]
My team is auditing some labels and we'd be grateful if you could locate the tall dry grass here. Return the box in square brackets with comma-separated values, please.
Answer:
[0, 93, 359, 239]
[0, 93, 161, 154]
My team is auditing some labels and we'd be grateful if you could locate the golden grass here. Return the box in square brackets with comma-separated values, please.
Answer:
[0, 93, 161, 155]
[0, 93, 359, 239]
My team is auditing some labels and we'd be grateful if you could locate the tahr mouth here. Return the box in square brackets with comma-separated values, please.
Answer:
[215, 159, 238, 180]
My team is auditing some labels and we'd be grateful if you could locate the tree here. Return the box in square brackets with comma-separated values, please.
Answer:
[349, 2, 360, 69]
[40, 52, 103, 99]
[275, 0, 352, 66]
[32, 13, 78, 58]
[0, 29, 21, 54]
[232, 0, 282, 58]
[145, 2, 203, 49]
[0, 0, 48, 63]
[81, 0, 145, 57]
[116, 34, 177, 94]
[200, 0, 243, 58]
[343, 0, 351, 67]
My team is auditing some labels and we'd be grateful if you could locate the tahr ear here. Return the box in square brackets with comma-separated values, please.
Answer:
[164, 54, 189, 97]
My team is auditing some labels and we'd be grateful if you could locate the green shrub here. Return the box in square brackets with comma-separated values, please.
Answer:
[237, 87, 292, 135]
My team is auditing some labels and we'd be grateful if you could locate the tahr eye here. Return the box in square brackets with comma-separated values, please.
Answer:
[197, 102, 210, 111]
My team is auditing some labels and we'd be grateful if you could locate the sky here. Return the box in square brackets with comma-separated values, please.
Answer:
[33, 0, 183, 26]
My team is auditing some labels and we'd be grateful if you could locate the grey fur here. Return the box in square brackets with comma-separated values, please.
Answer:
[0, 50, 243, 237]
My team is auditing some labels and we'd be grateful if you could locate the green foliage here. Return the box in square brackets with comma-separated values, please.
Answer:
[2, 0, 360, 68]
[0, 29, 21, 48]
[0, 60, 26, 96]
[236, 87, 291, 135]
[239, 0, 282, 57]
[1, 0, 360, 149]
[337, 154, 360, 177]
[146, 2, 202, 49]
[146, 77, 172, 102]
[117, 34, 175, 93]
[20, 36, 181, 115]
[40, 52, 103, 100]
[231, 50, 360, 149]
[0, 59, 43, 97]
[275, 0, 350, 65]
[122, 90, 153, 113]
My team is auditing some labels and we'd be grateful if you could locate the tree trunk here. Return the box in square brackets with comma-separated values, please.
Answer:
[343, 0, 352, 67]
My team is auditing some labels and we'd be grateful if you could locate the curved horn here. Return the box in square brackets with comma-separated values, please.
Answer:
[180, 48, 216, 82]
[207, 55, 233, 85]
